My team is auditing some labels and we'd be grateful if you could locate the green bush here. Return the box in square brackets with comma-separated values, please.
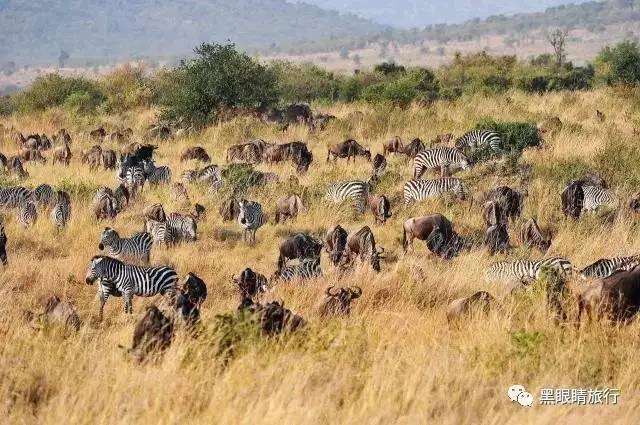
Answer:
[64, 91, 101, 114]
[361, 68, 439, 107]
[593, 139, 640, 189]
[159, 43, 279, 129]
[12, 74, 104, 113]
[0, 95, 13, 116]
[474, 119, 541, 159]
[99, 66, 153, 113]
[595, 40, 640, 86]
[222, 163, 265, 194]
[269, 61, 339, 102]
[534, 158, 592, 187]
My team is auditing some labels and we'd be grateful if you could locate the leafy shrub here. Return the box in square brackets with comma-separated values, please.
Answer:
[361, 68, 439, 107]
[0, 95, 13, 116]
[222, 163, 264, 194]
[56, 179, 100, 201]
[474, 119, 541, 158]
[12, 74, 104, 113]
[99, 66, 153, 113]
[374, 62, 406, 75]
[269, 61, 340, 103]
[595, 40, 640, 86]
[593, 139, 640, 189]
[64, 92, 101, 114]
[534, 158, 592, 187]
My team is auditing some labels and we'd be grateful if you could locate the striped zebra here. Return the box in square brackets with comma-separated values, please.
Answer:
[85, 255, 178, 319]
[582, 185, 619, 212]
[33, 184, 55, 207]
[98, 227, 153, 264]
[167, 212, 197, 242]
[237, 199, 267, 244]
[484, 256, 573, 283]
[325, 180, 370, 213]
[145, 219, 177, 247]
[50, 191, 71, 229]
[403, 178, 466, 205]
[579, 255, 640, 280]
[454, 130, 502, 154]
[413, 147, 470, 179]
[0, 186, 32, 208]
[118, 165, 146, 195]
[142, 160, 172, 185]
[277, 257, 322, 281]
[17, 201, 37, 227]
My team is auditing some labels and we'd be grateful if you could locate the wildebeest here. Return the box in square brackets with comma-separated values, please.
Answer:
[327, 139, 371, 162]
[325, 225, 348, 266]
[232, 268, 268, 301]
[148, 124, 172, 140]
[485, 186, 524, 222]
[19, 148, 46, 164]
[42, 295, 81, 331]
[629, 192, 640, 213]
[367, 194, 392, 225]
[0, 153, 7, 171]
[226, 140, 265, 164]
[0, 222, 7, 265]
[89, 127, 107, 142]
[372, 153, 386, 177]
[482, 201, 503, 226]
[484, 223, 510, 255]
[401, 138, 425, 158]
[53, 128, 72, 145]
[578, 266, 640, 323]
[239, 299, 306, 336]
[277, 233, 323, 271]
[521, 218, 552, 252]
[343, 226, 385, 272]
[180, 146, 211, 163]
[446, 291, 496, 322]
[382, 136, 403, 156]
[101, 149, 117, 170]
[93, 188, 119, 220]
[8, 156, 28, 179]
[82, 145, 102, 169]
[318, 286, 362, 317]
[52, 141, 72, 166]
[431, 133, 454, 146]
[176, 273, 207, 325]
[561, 181, 585, 219]
[311, 113, 336, 131]
[595, 110, 606, 122]
[274, 194, 304, 224]
[219, 197, 240, 222]
[128, 305, 173, 363]
[114, 184, 130, 210]
[170, 182, 190, 203]
[402, 214, 462, 259]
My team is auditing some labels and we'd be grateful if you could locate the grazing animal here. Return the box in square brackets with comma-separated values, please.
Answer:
[372, 153, 386, 177]
[485, 186, 524, 222]
[41, 295, 81, 331]
[93, 188, 119, 220]
[52, 141, 72, 166]
[382, 136, 403, 156]
[33, 184, 55, 207]
[19, 148, 46, 164]
[53, 129, 72, 145]
[219, 197, 240, 222]
[401, 138, 426, 158]
[454, 130, 502, 154]
[431, 133, 454, 146]
[170, 182, 190, 203]
[180, 146, 211, 163]
[120, 163, 146, 196]
[277, 233, 323, 271]
[413, 147, 470, 179]
[101, 149, 117, 170]
[176, 273, 207, 325]
[237, 199, 267, 244]
[484, 223, 510, 255]
[166, 211, 198, 242]
[0, 153, 7, 171]
[274, 195, 304, 224]
[325, 225, 349, 266]
[403, 178, 466, 205]
[484, 257, 572, 284]
[17, 201, 37, 227]
[578, 266, 640, 323]
[239, 299, 306, 336]
[128, 305, 173, 363]
[561, 181, 585, 219]
[85, 256, 178, 319]
[482, 201, 503, 226]
[344, 226, 385, 272]
[520, 218, 551, 252]
[226, 140, 265, 164]
[367, 194, 392, 225]
[0, 186, 32, 208]
[318, 286, 362, 317]
[327, 139, 371, 162]
[98, 228, 153, 265]
[233, 268, 268, 301]
[629, 192, 640, 213]
[89, 127, 107, 142]
[276, 257, 322, 281]
[0, 222, 7, 265]
[595, 110, 606, 122]
[141, 160, 171, 185]
[402, 214, 462, 259]
[82, 145, 102, 169]
[50, 190, 71, 229]
[582, 185, 618, 212]
[311, 113, 336, 131]
[446, 291, 496, 322]
[109, 132, 126, 143]
[114, 184, 130, 210]
[325, 180, 370, 213]
[8, 156, 29, 179]
[145, 219, 176, 246]
[579, 256, 640, 280]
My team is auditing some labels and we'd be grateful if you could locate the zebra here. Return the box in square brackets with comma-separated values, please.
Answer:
[98, 227, 153, 264]
[325, 180, 370, 213]
[0, 186, 32, 208]
[484, 256, 573, 284]
[582, 185, 619, 212]
[85, 255, 178, 319]
[145, 219, 177, 246]
[579, 256, 640, 280]
[276, 257, 322, 281]
[237, 199, 267, 244]
[141, 160, 172, 185]
[403, 178, 466, 205]
[167, 212, 197, 242]
[413, 147, 470, 179]
[33, 184, 55, 207]
[50, 191, 71, 229]
[454, 130, 502, 154]
[118, 164, 146, 196]
[17, 201, 37, 227]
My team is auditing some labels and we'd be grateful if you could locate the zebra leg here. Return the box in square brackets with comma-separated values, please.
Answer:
[98, 290, 108, 322]
[123, 290, 133, 314]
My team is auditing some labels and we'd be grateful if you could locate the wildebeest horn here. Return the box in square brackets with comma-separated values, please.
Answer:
[326, 286, 339, 296]
[350, 286, 362, 298]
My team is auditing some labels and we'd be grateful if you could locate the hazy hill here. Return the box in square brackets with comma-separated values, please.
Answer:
[0, 0, 383, 65]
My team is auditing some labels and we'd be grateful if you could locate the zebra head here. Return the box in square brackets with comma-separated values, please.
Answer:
[237, 199, 249, 225]
[98, 227, 119, 251]
[86, 256, 108, 285]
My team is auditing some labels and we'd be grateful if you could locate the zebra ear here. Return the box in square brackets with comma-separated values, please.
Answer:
[93, 256, 104, 264]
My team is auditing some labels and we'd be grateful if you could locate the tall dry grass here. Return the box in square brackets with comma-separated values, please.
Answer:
[1, 89, 640, 424]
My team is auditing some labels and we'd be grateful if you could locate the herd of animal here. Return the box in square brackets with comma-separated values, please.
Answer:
[2, 112, 640, 362]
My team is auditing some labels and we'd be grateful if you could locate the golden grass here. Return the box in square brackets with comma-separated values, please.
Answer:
[1, 89, 640, 424]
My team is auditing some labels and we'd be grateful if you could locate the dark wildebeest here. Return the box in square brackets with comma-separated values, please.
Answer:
[382, 136, 403, 156]
[219, 197, 240, 222]
[561, 181, 585, 219]
[176, 273, 207, 326]
[110, 132, 126, 143]
[327, 139, 371, 162]
[325, 225, 348, 266]
[114, 184, 130, 210]
[238, 299, 306, 336]
[90, 127, 107, 142]
[484, 223, 510, 255]
[102, 149, 117, 170]
[82, 145, 102, 169]
[287, 142, 313, 173]
[0, 222, 7, 265]
[180, 146, 211, 163]
[93, 189, 118, 220]
[277, 233, 323, 271]
[482, 201, 503, 227]
[22, 134, 42, 150]
[274, 195, 304, 224]
[226, 140, 266, 164]
[52, 141, 72, 166]
[521, 218, 551, 252]
[0, 153, 7, 171]
[372, 154, 386, 177]
[343, 226, 385, 272]
[402, 214, 462, 259]
[19, 148, 46, 164]
[318, 286, 362, 317]
[311, 113, 336, 131]
[367, 194, 392, 225]
[9, 156, 28, 179]
[53, 128, 71, 145]
[446, 291, 496, 322]
[42, 295, 81, 331]
[629, 192, 640, 213]
[401, 138, 425, 158]
[578, 266, 640, 323]
[485, 186, 524, 222]
[232, 268, 268, 301]
[128, 305, 173, 363]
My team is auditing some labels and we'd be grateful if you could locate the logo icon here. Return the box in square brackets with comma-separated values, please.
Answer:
[508, 385, 533, 407]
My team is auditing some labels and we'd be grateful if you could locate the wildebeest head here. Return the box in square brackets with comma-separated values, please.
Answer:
[176, 272, 207, 324]
[377, 195, 392, 224]
[322, 286, 362, 316]
[194, 203, 206, 219]
[233, 268, 268, 300]
[329, 225, 348, 266]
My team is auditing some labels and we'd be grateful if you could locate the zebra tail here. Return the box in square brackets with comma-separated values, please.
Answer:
[402, 226, 407, 251]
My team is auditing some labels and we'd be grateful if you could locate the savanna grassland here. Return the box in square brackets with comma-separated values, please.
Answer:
[1, 89, 640, 424]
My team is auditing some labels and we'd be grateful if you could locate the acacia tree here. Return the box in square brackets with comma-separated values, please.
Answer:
[546, 29, 568, 67]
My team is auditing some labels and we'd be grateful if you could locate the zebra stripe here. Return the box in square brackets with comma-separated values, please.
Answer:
[0, 186, 32, 208]
[167, 212, 197, 242]
[118, 165, 146, 194]
[237, 199, 267, 244]
[85, 255, 178, 317]
[50, 192, 71, 228]
[403, 178, 466, 204]
[579, 256, 640, 280]
[145, 219, 177, 246]
[454, 130, 502, 153]
[484, 256, 573, 283]
[278, 258, 322, 281]
[33, 184, 55, 207]
[142, 160, 172, 185]
[582, 185, 618, 211]
[99, 228, 153, 264]
[17, 201, 37, 227]
[413, 147, 470, 179]
[325, 181, 369, 213]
